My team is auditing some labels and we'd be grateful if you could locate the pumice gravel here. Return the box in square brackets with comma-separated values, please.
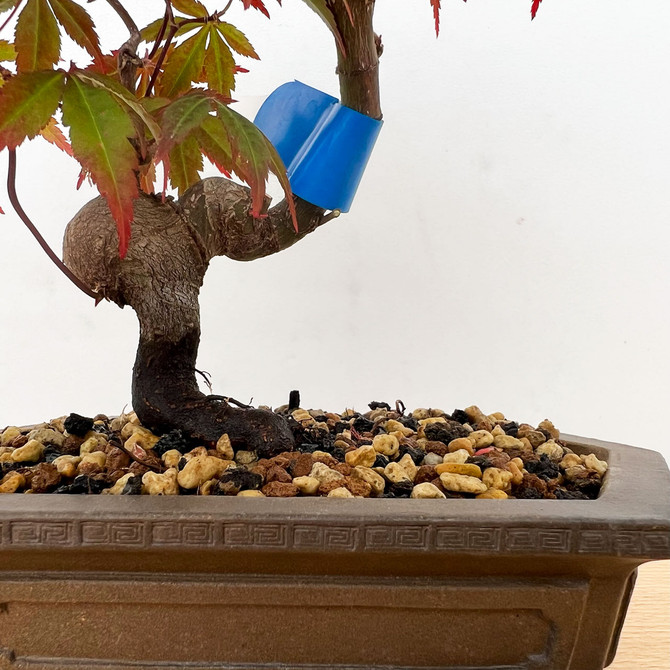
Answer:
[0, 403, 608, 498]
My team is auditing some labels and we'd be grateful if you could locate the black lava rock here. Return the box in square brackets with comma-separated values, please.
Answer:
[56, 475, 107, 494]
[43, 445, 63, 463]
[501, 421, 519, 437]
[64, 413, 94, 437]
[352, 416, 374, 433]
[330, 447, 346, 462]
[516, 487, 544, 499]
[450, 409, 469, 424]
[525, 454, 560, 481]
[121, 475, 142, 495]
[220, 468, 263, 491]
[554, 488, 589, 500]
[153, 430, 189, 457]
[385, 480, 414, 497]
[399, 416, 419, 431]
[424, 421, 470, 444]
[368, 401, 391, 411]
[399, 445, 424, 465]
[373, 454, 390, 469]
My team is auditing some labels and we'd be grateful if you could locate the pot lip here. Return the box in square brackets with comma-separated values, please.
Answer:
[0, 434, 668, 523]
[0, 435, 668, 560]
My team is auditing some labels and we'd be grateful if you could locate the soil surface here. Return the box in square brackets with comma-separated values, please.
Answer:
[0, 401, 607, 498]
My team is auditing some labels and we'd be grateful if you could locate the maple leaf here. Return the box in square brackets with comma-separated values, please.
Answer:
[155, 89, 212, 162]
[167, 134, 203, 194]
[38, 115, 72, 155]
[240, 0, 270, 19]
[74, 70, 162, 141]
[0, 0, 18, 13]
[202, 26, 235, 97]
[211, 98, 297, 231]
[14, 0, 61, 72]
[217, 22, 259, 59]
[48, 0, 103, 63]
[61, 75, 139, 258]
[156, 26, 209, 99]
[531, 0, 543, 19]
[194, 114, 232, 177]
[171, 0, 208, 18]
[0, 70, 65, 150]
[430, 0, 440, 37]
[0, 39, 15, 62]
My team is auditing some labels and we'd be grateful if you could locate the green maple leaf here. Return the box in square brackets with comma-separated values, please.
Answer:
[156, 89, 212, 162]
[48, 0, 103, 62]
[61, 75, 139, 258]
[202, 26, 235, 97]
[0, 39, 16, 62]
[14, 0, 61, 72]
[0, 70, 65, 150]
[171, 0, 208, 18]
[157, 26, 209, 99]
[216, 22, 259, 59]
[194, 114, 232, 176]
[168, 133, 203, 194]
[211, 99, 297, 231]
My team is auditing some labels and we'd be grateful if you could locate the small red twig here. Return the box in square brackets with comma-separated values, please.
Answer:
[6, 149, 99, 301]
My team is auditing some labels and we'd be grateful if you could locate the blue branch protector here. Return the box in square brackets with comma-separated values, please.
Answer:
[254, 81, 383, 213]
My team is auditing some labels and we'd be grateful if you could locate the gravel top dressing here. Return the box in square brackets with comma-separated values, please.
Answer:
[0, 402, 608, 499]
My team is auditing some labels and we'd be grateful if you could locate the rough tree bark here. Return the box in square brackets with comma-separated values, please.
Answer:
[62, 0, 382, 454]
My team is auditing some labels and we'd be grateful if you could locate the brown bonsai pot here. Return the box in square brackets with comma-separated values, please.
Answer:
[0, 434, 668, 670]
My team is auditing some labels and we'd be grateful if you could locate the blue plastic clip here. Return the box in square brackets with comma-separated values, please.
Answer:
[254, 80, 383, 212]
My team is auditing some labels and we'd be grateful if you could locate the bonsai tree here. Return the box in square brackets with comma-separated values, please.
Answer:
[0, 0, 543, 455]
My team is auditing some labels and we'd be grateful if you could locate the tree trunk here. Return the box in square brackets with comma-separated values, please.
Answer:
[62, 1, 381, 453]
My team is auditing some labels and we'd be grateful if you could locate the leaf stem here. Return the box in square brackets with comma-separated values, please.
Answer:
[0, 0, 24, 34]
[6, 149, 99, 301]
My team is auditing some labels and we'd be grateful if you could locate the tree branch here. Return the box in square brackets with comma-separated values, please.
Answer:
[106, 0, 141, 90]
[6, 150, 99, 301]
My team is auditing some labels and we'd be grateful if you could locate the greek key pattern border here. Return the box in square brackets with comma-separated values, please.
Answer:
[1, 519, 668, 558]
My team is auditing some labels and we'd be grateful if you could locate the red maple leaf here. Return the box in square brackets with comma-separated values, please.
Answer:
[430, 0, 440, 37]
[531, 0, 543, 19]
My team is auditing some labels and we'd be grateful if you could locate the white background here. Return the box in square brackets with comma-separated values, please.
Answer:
[1, 1, 669, 464]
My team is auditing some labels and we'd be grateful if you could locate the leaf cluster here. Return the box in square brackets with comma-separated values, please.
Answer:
[0, 0, 294, 257]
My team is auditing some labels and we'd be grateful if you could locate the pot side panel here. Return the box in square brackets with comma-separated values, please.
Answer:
[0, 575, 587, 669]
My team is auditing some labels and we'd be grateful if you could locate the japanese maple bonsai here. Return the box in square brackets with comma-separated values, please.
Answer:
[0, 0, 545, 452]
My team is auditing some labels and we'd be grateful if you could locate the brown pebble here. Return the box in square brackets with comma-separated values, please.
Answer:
[312, 452, 338, 468]
[250, 464, 268, 480]
[265, 465, 292, 484]
[29, 463, 61, 493]
[484, 449, 511, 470]
[344, 477, 372, 497]
[332, 462, 353, 476]
[78, 462, 104, 477]
[61, 434, 84, 455]
[262, 481, 299, 497]
[105, 447, 131, 472]
[415, 465, 438, 485]
[270, 455, 291, 470]
[9, 434, 29, 449]
[424, 441, 448, 456]
[128, 461, 150, 477]
[288, 452, 314, 478]
[318, 479, 345, 496]
[107, 469, 129, 484]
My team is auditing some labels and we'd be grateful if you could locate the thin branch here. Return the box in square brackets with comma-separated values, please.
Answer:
[106, 0, 141, 90]
[0, 0, 24, 33]
[147, 7, 170, 61]
[6, 150, 99, 301]
[105, 0, 139, 37]
[145, 1, 177, 97]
